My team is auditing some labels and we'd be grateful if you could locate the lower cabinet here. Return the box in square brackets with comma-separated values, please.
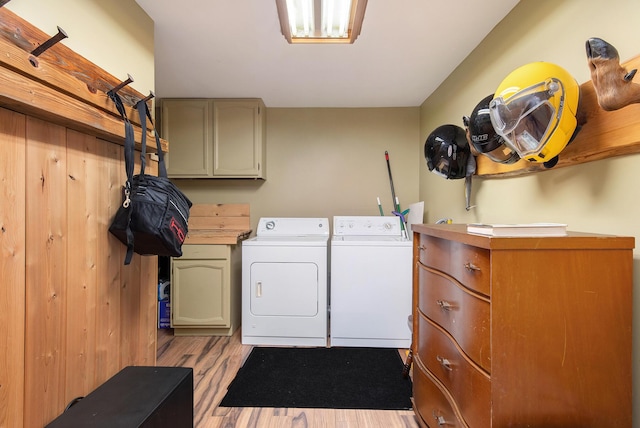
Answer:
[171, 244, 241, 336]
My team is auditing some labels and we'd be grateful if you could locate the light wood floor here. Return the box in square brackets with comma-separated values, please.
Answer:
[156, 328, 419, 428]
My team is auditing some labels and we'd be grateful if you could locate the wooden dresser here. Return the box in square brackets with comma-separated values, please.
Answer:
[411, 224, 633, 427]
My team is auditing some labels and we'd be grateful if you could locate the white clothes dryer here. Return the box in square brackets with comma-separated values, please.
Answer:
[242, 217, 329, 346]
[330, 216, 412, 348]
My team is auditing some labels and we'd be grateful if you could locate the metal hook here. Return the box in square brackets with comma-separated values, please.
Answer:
[31, 26, 68, 57]
[624, 69, 637, 82]
[141, 91, 155, 104]
[109, 74, 134, 95]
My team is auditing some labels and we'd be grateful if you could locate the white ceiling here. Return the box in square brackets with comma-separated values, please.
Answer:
[135, 0, 520, 108]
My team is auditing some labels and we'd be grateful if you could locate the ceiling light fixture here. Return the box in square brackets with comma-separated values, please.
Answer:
[275, 0, 367, 44]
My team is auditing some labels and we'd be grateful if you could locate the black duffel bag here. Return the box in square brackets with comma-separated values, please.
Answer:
[108, 90, 192, 265]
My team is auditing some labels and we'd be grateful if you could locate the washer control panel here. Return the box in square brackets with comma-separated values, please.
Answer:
[333, 216, 402, 236]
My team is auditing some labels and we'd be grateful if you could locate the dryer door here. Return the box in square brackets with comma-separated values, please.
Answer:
[249, 262, 319, 316]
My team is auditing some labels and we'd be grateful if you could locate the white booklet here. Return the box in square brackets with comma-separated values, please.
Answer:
[467, 222, 568, 237]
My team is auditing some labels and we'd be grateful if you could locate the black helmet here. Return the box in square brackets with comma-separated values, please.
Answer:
[424, 124, 471, 179]
[467, 94, 520, 164]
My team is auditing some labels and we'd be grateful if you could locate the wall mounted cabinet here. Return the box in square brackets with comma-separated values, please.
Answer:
[160, 98, 266, 179]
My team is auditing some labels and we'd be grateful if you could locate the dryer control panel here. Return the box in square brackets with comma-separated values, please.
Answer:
[333, 216, 402, 236]
[256, 217, 329, 236]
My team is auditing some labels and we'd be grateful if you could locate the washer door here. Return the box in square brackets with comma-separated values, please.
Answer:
[249, 262, 319, 316]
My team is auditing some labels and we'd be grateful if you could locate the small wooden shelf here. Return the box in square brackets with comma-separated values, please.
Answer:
[184, 203, 251, 245]
[184, 230, 251, 245]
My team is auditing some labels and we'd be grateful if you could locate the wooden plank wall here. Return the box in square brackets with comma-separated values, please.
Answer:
[0, 7, 162, 427]
[0, 107, 158, 428]
[0, 105, 26, 428]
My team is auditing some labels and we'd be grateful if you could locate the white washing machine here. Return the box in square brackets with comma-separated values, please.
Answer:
[330, 216, 412, 348]
[242, 217, 329, 346]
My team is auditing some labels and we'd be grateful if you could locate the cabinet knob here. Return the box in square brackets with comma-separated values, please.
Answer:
[432, 412, 447, 426]
[436, 355, 453, 371]
[436, 299, 453, 311]
[464, 262, 481, 272]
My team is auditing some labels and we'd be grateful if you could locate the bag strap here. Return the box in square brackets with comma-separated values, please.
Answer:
[107, 90, 136, 181]
[136, 99, 168, 178]
[108, 89, 136, 265]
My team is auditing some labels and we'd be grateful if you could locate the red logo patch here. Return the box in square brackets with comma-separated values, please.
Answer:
[170, 217, 186, 243]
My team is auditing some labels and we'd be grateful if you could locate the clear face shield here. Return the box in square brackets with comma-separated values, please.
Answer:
[428, 141, 462, 179]
[430, 159, 451, 179]
[489, 78, 564, 159]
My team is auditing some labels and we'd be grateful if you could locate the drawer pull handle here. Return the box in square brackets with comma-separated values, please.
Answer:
[433, 412, 447, 426]
[256, 281, 262, 297]
[436, 299, 453, 311]
[436, 355, 453, 371]
[464, 262, 481, 272]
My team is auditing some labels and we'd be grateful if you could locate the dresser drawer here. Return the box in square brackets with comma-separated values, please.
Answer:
[413, 356, 466, 428]
[418, 265, 491, 372]
[417, 313, 490, 427]
[418, 235, 490, 297]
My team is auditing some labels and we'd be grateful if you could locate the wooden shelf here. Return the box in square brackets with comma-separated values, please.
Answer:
[184, 204, 252, 245]
[476, 55, 640, 177]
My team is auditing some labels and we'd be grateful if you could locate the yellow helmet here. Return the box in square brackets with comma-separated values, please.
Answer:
[488, 62, 580, 166]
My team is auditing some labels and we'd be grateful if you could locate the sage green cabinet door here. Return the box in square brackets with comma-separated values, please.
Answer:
[161, 99, 213, 177]
[213, 99, 265, 177]
[171, 258, 229, 327]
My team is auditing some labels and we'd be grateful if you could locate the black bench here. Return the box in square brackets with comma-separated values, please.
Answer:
[46, 366, 193, 427]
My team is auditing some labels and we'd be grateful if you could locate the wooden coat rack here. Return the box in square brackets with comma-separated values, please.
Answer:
[475, 55, 640, 178]
[0, 8, 167, 153]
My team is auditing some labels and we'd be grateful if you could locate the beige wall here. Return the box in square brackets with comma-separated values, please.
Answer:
[419, 0, 640, 424]
[176, 107, 421, 234]
[6, 0, 154, 97]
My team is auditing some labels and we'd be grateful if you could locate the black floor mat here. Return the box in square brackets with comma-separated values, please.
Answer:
[219, 346, 412, 410]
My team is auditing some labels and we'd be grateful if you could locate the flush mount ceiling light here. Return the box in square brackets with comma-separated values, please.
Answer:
[275, 0, 368, 44]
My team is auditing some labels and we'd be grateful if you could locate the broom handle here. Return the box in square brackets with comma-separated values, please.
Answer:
[385, 151, 398, 211]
